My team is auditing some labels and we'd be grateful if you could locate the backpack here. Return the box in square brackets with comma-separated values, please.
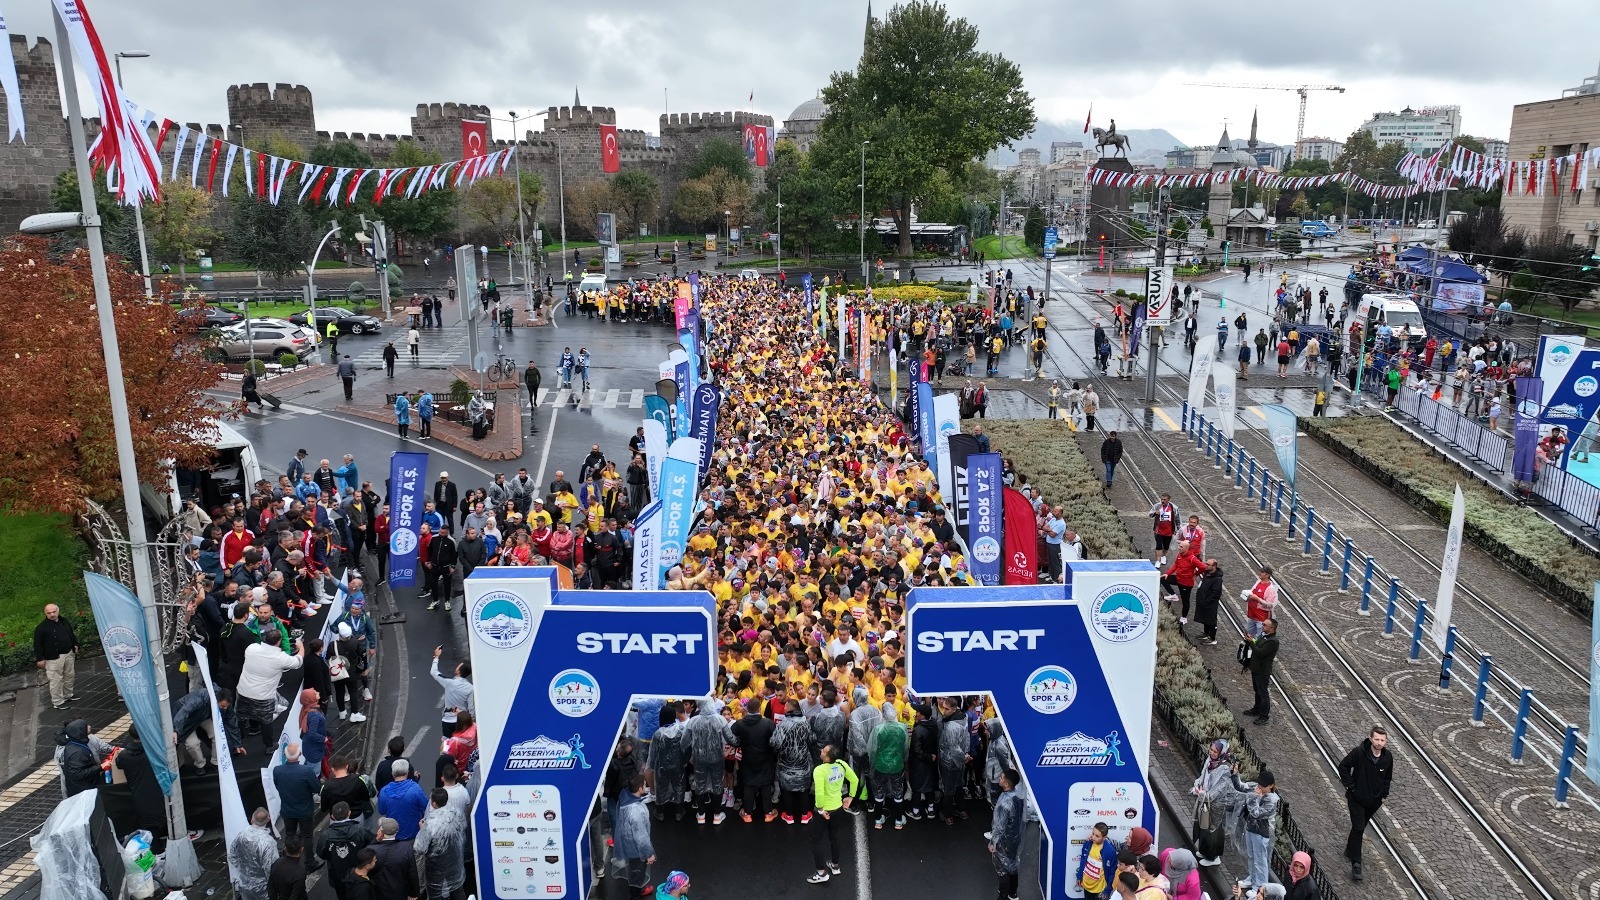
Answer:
[1236, 639, 1254, 669]
[872, 723, 907, 774]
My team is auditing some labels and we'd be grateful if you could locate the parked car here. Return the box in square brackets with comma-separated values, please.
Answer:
[214, 323, 315, 360]
[288, 306, 382, 334]
[239, 318, 319, 343]
[176, 306, 243, 330]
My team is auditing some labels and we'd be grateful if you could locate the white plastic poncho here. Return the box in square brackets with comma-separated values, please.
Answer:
[808, 704, 847, 760]
[989, 787, 1025, 875]
[682, 703, 734, 794]
[846, 688, 883, 760]
[646, 720, 688, 802]
[416, 805, 467, 899]
[226, 824, 278, 899]
[772, 715, 817, 792]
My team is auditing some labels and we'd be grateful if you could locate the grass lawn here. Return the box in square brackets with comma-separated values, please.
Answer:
[971, 234, 1037, 260]
[201, 260, 348, 274]
[0, 514, 94, 676]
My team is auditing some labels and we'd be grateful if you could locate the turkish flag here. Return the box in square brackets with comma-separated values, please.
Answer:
[600, 124, 621, 173]
[1001, 487, 1039, 585]
[461, 119, 487, 159]
[755, 126, 769, 167]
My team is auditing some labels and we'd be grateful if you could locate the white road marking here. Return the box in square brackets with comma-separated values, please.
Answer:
[854, 810, 871, 900]
[403, 726, 432, 761]
[628, 389, 645, 409]
[534, 405, 560, 490]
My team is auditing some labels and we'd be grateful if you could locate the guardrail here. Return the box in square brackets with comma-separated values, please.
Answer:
[1182, 404, 1598, 817]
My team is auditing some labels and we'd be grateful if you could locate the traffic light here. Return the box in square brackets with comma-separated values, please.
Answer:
[1098, 234, 1107, 242]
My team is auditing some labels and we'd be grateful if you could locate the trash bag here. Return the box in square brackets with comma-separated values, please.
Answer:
[121, 830, 156, 900]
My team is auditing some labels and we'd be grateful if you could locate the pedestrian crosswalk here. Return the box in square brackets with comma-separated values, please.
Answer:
[533, 387, 648, 410]
[349, 336, 468, 368]
[1090, 404, 1321, 432]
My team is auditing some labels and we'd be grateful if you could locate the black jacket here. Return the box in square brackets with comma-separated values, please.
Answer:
[1100, 438, 1123, 463]
[602, 750, 641, 801]
[116, 742, 164, 829]
[218, 620, 256, 684]
[731, 714, 776, 786]
[1338, 738, 1394, 806]
[433, 480, 458, 513]
[57, 721, 102, 796]
[428, 534, 458, 569]
[368, 839, 419, 900]
[909, 718, 940, 793]
[316, 817, 369, 890]
[267, 855, 308, 900]
[1249, 632, 1279, 676]
[33, 617, 77, 661]
[1193, 566, 1224, 615]
[524, 365, 541, 396]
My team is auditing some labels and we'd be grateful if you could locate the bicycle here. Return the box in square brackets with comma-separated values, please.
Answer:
[487, 352, 518, 382]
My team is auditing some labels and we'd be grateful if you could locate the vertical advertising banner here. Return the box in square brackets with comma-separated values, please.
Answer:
[1144, 266, 1173, 326]
[670, 351, 692, 434]
[465, 572, 714, 900]
[641, 419, 668, 500]
[674, 281, 693, 330]
[1513, 377, 1543, 483]
[967, 452, 1004, 586]
[192, 643, 249, 862]
[858, 308, 871, 382]
[82, 572, 176, 793]
[1002, 486, 1039, 585]
[1211, 356, 1237, 439]
[912, 380, 930, 456]
[631, 501, 662, 592]
[655, 438, 703, 586]
[933, 393, 962, 502]
[819, 287, 829, 339]
[1187, 333, 1217, 413]
[803, 272, 814, 316]
[1261, 404, 1298, 494]
[1431, 484, 1465, 652]
[387, 450, 430, 587]
[689, 382, 722, 479]
[945, 434, 981, 551]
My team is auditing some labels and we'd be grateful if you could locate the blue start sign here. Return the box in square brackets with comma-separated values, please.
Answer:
[905, 560, 1159, 900]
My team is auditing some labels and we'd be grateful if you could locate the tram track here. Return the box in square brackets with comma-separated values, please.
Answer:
[991, 253, 1563, 899]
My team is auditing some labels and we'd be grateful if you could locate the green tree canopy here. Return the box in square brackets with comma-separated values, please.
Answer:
[813, 0, 1034, 257]
[757, 141, 853, 262]
[376, 141, 457, 247]
[610, 170, 661, 243]
[686, 137, 753, 184]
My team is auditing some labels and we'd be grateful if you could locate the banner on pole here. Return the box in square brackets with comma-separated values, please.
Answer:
[82, 572, 176, 793]
[191, 642, 248, 878]
[1187, 334, 1217, 413]
[945, 434, 981, 552]
[967, 452, 1004, 586]
[1588, 582, 1600, 783]
[1002, 487, 1038, 585]
[932, 392, 961, 502]
[1261, 404, 1298, 494]
[631, 501, 662, 592]
[689, 382, 721, 479]
[387, 450, 429, 587]
[1432, 484, 1465, 652]
[1211, 356, 1237, 439]
[655, 438, 702, 585]
[1144, 267, 1174, 326]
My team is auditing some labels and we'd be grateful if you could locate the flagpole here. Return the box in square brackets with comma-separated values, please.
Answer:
[51, 3, 196, 880]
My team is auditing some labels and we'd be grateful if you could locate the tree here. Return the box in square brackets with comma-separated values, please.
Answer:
[1523, 231, 1600, 314]
[144, 180, 216, 283]
[459, 176, 520, 243]
[230, 192, 316, 281]
[1022, 203, 1045, 248]
[610, 170, 660, 247]
[517, 171, 545, 239]
[700, 169, 752, 225]
[756, 141, 853, 262]
[672, 178, 717, 234]
[1277, 228, 1302, 257]
[48, 169, 140, 266]
[1170, 217, 1190, 244]
[306, 141, 377, 241]
[564, 179, 613, 241]
[377, 141, 457, 250]
[685, 137, 753, 184]
[814, 0, 1034, 256]
[0, 238, 221, 514]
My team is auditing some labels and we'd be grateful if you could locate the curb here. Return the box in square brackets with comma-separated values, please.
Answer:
[335, 402, 524, 461]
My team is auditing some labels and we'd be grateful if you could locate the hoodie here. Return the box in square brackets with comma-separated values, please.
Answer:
[1337, 737, 1393, 806]
[56, 720, 103, 796]
[1160, 847, 1201, 900]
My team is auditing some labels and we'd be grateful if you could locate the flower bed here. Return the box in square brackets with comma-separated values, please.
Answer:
[844, 284, 968, 304]
[1303, 415, 1600, 613]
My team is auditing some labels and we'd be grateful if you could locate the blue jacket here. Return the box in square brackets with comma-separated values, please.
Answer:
[332, 462, 359, 495]
[302, 710, 328, 768]
[379, 778, 430, 840]
[172, 690, 211, 741]
[273, 761, 322, 820]
[1075, 836, 1122, 888]
[417, 393, 435, 421]
[394, 396, 411, 426]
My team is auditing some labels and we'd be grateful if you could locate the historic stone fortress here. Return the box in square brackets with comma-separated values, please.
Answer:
[0, 34, 773, 231]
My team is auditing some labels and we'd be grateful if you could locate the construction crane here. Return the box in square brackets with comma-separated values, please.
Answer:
[1184, 83, 1347, 147]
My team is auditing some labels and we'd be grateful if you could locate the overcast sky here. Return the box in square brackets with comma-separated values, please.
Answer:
[10, 0, 1596, 151]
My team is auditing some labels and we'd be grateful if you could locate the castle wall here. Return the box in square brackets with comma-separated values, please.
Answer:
[0, 36, 74, 231]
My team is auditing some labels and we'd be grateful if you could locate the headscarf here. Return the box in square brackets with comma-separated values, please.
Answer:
[1206, 738, 1231, 771]
[1290, 851, 1313, 883]
[298, 688, 319, 734]
[1127, 826, 1153, 856]
[662, 871, 690, 895]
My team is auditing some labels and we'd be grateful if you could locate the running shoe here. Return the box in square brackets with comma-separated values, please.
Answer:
[806, 872, 830, 885]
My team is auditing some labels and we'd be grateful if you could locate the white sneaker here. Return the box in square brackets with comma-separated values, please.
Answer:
[1179, 616, 1188, 625]
[827, 863, 841, 876]
[712, 812, 726, 825]
[807, 872, 830, 885]
[349, 712, 367, 723]
[1158, 556, 1167, 566]
[362, 688, 373, 702]
[339, 709, 349, 720]
[983, 831, 993, 840]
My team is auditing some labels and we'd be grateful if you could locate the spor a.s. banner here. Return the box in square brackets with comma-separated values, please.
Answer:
[905, 560, 1160, 900]
[388, 451, 429, 587]
[465, 569, 715, 900]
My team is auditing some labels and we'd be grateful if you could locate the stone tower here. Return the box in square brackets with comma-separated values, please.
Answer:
[1207, 125, 1234, 252]
[226, 82, 318, 151]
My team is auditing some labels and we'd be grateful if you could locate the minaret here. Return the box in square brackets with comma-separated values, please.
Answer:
[864, 0, 876, 58]
[1208, 123, 1235, 252]
[1248, 107, 1258, 153]
[574, 86, 581, 107]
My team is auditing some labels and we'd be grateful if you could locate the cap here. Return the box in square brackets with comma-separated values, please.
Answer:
[439, 471, 449, 478]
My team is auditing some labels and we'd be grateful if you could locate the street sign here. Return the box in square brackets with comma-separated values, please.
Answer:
[1144, 266, 1174, 326]
[1043, 226, 1059, 260]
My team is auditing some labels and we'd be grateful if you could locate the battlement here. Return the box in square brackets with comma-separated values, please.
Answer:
[414, 102, 492, 122]
[542, 105, 617, 128]
[227, 82, 315, 109]
[10, 33, 55, 68]
[660, 110, 774, 129]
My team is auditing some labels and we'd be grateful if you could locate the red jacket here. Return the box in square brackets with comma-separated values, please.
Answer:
[220, 528, 255, 569]
[1164, 551, 1203, 588]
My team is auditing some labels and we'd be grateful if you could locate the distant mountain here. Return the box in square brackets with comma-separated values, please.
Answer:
[997, 122, 1192, 166]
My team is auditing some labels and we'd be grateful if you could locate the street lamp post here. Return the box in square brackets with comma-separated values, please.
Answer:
[775, 177, 783, 275]
[306, 222, 341, 363]
[40, 5, 198, 883]
[723, 210, 731, 267]
[859, 140, 870, 286]
[114, 51, 154, 299]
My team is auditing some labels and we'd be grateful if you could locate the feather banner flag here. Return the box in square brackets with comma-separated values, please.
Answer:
[0, 6, 24, 140]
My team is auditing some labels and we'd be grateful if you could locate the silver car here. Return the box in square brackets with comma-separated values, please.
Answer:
[215, 323, 316, 360]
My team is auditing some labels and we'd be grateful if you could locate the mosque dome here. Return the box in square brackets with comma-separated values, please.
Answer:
[788, 97, 828, 123]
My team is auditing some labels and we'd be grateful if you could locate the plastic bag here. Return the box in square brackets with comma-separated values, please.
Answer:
[121, 830, 156, 900]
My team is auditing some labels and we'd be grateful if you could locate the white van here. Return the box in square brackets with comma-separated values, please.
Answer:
[142, 417, 262, 521]
[1354, 292, 1426, 345]
[578, 273, 608, 294]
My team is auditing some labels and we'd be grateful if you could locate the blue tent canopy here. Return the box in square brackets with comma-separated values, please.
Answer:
[1397, 245, 1431, 262]
[1429, 259, 1487, 284]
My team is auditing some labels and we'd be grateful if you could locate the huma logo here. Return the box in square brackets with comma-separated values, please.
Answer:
[102, 626, 144, 669]
[1025, 665, 1077, 714]
[1089, 585, 1153, 643]
[506, 735, 592, 770]
[472, 591, 533, 650]
[1038, 731, 1125, 767]
[549, 669, 600, 717]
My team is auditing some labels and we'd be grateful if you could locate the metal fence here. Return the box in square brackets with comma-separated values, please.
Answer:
[1531, 463, 1600, 529]
[1390, 384, 1511, 471]
[1421, 304, 1586, 356]
[1183, 407, 1598, 819]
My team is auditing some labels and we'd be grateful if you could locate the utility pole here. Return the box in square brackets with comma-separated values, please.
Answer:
[859, 140, 870, 286]
[1145, 185, 1170, 401]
